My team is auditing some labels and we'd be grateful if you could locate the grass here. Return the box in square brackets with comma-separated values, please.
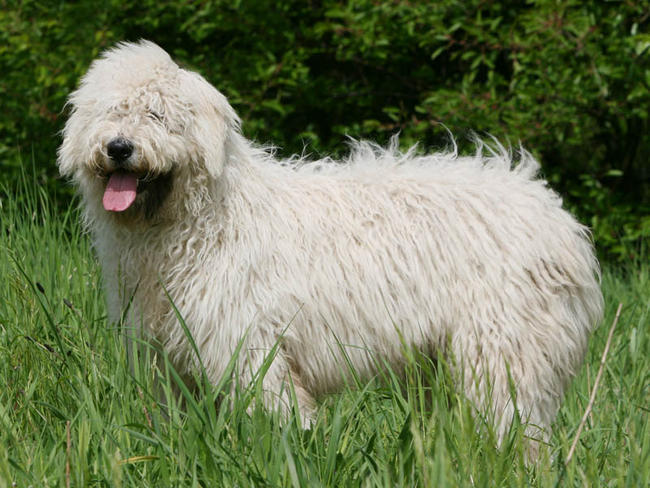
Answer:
[0, 177, 648, 487]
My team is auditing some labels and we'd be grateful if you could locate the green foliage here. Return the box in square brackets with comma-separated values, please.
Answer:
[1, 173, 649, 486]
[1, 0, 648, 260]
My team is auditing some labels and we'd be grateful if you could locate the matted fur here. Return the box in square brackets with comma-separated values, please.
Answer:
[58, 40, 603, 453]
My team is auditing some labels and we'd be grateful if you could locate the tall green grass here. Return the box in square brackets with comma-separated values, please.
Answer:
[1, 176, 648, 487]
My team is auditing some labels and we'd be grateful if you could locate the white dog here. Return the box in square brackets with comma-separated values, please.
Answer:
[58, 40, 603, 453]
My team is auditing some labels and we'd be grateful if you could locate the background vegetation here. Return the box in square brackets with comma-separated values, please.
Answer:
[0, 0, 648, 261]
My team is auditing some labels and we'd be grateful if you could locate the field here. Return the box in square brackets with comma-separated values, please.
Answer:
[1, 178, 648, 487]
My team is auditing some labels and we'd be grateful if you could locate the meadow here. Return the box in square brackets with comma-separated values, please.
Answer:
[0, 177, 648, 487]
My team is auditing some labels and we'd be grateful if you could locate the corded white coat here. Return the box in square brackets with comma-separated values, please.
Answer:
[58, 41, 604, 454]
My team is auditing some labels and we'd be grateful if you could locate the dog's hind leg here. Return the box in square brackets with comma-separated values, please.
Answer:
[450, 320, 559, 460]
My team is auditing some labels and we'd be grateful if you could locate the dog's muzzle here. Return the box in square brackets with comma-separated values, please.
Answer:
[103, 137, 138, 212]
[101, 137, 174, 217]
[107, 137, 134, 166]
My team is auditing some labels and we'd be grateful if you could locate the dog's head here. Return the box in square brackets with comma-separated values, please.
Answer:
[58, 40, 240, 220]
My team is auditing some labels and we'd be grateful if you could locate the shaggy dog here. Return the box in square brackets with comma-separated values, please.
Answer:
[58, 40, 603, 454]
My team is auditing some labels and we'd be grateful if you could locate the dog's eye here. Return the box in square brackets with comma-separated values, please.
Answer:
[148, 110, 164, 123]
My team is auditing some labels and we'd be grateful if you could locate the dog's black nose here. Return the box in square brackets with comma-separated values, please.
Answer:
[107, 137, 134, 164]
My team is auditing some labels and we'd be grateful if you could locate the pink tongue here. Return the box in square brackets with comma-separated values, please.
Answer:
[103, 172, 138, 212]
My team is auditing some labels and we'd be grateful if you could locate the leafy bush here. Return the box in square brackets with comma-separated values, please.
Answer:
[1, 0, 648, 260]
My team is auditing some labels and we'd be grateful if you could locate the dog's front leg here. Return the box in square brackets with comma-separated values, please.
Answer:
[235, 328, 317, 428]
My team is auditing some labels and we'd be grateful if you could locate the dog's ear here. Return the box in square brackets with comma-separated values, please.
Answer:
[57, 102, 86, 179]
[182, 70, 241, 179]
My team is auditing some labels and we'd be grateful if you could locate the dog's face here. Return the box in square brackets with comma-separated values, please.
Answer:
[58, 40, 239, 220]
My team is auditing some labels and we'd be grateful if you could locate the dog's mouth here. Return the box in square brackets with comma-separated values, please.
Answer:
[103, 171, 139, 212]
[101, 170, 174, 218]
